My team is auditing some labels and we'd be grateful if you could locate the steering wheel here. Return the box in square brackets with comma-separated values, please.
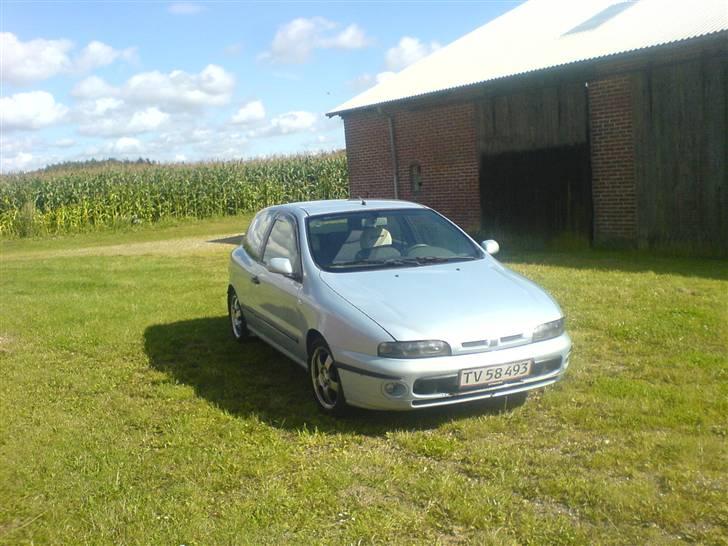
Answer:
[405, 244, 430, 257]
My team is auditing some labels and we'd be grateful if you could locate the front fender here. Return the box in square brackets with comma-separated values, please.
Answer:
[300, 274, 394, 362]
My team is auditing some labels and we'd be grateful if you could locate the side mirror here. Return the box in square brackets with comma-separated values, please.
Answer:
[481, 239, 500, 255]
[268, 257, 293, 276]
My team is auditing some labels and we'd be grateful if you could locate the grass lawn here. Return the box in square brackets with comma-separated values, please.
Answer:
[1, 215, 727, 545]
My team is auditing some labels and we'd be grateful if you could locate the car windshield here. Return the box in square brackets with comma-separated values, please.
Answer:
[306, 208, 483, 272]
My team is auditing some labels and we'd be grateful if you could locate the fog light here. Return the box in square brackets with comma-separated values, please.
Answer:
[383, 382, 407, 398]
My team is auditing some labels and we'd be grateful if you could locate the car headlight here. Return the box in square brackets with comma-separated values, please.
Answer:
[378, 340, 451, 358]
[532, 318, 565, 342]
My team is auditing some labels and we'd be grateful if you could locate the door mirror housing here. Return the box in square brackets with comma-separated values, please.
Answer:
[481, 240, 500, 255]
[268, 257, 294, 276]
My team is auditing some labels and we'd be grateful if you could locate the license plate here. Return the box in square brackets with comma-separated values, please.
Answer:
[459, 360, 532, 388]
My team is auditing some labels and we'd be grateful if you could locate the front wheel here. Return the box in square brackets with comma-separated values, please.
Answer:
[309, 338, 348, 416]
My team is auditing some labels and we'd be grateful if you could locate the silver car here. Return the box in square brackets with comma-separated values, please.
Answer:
[228, 199, 571, 415]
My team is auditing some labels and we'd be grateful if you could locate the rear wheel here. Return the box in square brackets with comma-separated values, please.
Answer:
[228, 287, 249, 343]
[309, 338, 348, 416]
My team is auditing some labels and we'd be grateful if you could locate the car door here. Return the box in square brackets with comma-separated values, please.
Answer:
[230, 210, 275, 332]
[256, 213, 306, 359]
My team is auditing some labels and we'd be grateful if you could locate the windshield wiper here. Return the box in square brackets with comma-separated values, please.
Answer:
[411, 255, 479, 264]
[329, 255, 479, 269]
[330, 257, 420, 269]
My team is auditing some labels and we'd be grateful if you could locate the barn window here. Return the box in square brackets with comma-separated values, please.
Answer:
[409, 163, 423, 195]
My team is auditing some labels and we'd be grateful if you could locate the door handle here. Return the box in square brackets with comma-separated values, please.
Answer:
[250, 275, 260, 285]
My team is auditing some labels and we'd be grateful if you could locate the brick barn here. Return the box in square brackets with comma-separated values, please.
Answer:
[327, 0, 727, 252]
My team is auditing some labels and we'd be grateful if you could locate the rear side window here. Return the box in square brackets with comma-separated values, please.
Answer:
[243, 211, 274, 261]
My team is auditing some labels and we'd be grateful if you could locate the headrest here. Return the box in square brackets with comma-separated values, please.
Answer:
[360, 226, 392, 249]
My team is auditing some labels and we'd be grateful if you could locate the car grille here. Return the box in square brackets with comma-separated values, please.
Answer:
[412, 356, 562, 396]
[461, 333, 527, 351]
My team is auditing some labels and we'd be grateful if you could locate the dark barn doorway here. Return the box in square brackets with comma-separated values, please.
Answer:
[476, 82, 592, 243]
[480, 144, 592, 240]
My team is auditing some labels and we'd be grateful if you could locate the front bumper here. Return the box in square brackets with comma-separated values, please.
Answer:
[332, 333, 571, 411]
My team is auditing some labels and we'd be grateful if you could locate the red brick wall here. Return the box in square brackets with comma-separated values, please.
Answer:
[343, 102, 481, 230]
[344, 78, 641, 241]
[588, 75, 638, 243]
[343, 111, 393, 201]
[394, 102, 480, 229]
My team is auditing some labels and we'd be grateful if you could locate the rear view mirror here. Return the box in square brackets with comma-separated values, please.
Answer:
[481, 240, 500, 255]
[268, 257, 293, 276]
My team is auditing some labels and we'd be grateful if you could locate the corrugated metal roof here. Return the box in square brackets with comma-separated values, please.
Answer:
[328, 0, 728, 116]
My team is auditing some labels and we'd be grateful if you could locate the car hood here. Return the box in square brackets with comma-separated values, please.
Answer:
[319, 258, 562, 350]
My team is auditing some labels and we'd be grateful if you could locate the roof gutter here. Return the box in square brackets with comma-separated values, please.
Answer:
[382, 109, 399, 200]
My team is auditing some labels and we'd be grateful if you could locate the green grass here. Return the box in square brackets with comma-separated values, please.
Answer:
[1, 217, 727, 544]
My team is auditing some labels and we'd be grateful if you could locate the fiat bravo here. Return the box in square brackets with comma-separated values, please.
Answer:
[228, 199, 571, 415]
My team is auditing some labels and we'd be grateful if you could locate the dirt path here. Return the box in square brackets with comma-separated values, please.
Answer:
[2, 233, 241, 260]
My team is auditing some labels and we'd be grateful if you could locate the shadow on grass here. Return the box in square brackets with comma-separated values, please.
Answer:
[207, 235, 242, 245]
[144, 316, 520, 435]
[501, 250, 728, 281]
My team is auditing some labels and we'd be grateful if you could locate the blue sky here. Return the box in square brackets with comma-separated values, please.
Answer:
[1, 1, 520, 172]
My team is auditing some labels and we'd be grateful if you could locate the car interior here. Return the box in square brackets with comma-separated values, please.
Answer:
[308, 211, 473, 269]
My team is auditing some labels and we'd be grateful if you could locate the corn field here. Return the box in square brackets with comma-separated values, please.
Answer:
[0, 152, 348, 237]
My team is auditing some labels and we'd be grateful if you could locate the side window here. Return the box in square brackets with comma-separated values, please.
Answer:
[243, 211, 274, 261]
[262, 216, 301, 277]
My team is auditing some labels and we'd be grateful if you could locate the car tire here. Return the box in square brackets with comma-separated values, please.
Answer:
[227, 287, 249, 343]
[308, 337, 348, 416]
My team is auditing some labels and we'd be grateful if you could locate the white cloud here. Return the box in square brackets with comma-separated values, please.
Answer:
[128, 107, 170, 132]
[384, 36, 441, 72]
[0, 151, 35, 173]
[174, 153, 187, 162]
[249, 111, 318, 138]
[71, 66, 234, 139]
[260, 17, 371, 63]
[168, 3, 205, 15]
[139, 126, 250, 161]
[77, 97, 124, 117]
[0, 32, 73, 85]
[77, 103, 170, 137]
[349, 71, 396, 91]
[321, 24, 370, 49]
[0, 134, 38, 154]
[0, 91, 69, 130]
[71, 76, 119, 99]
[0, 32, 136, 85]
[269, 111, 317, 134]
[112, 137, 142, 154]
[349, 36, 438, 92]
[74, 41, 137, 73]
[53, 138, 76, 148]
[0, 135, 50, 172]
[263, 17, 332, 64]
[231, 100, 266, 125]
[124, 64, 234, 108]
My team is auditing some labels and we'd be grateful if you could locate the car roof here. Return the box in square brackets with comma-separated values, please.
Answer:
[274, 199, 428, 216]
